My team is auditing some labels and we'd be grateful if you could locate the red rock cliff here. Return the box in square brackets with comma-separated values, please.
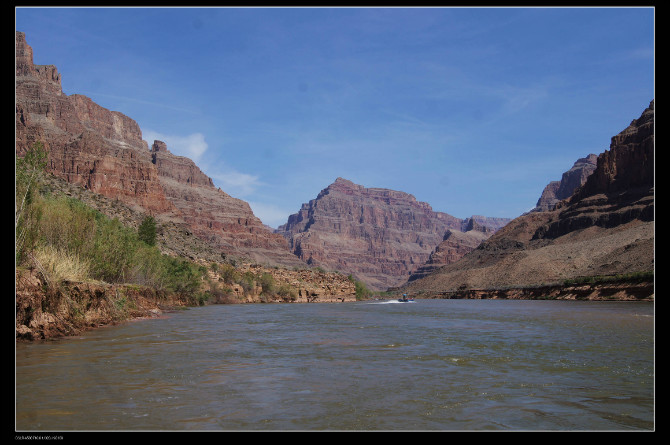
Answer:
[534, 154, 598, 212]
[15, 31, 175, 215]
[16, 31, 306, 268]
[150, 141, 305, 267]
[278, 178, 507, 290]
[399, 101, 654, 294]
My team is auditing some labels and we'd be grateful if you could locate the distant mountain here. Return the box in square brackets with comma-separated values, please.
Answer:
[399, 101, 654, 295]
[15, 31, 304, 268]
[533, 154, 598, 212]
[406, 219, 492, 283]
[277, 177, 510, 290]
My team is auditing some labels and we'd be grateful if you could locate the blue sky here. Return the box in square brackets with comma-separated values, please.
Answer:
[16, 7, 654, 228]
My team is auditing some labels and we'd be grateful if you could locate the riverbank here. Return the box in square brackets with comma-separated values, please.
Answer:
[15, 268, 192, 341]
[15, 267, 358, 341]
[410, 281, 654, 301]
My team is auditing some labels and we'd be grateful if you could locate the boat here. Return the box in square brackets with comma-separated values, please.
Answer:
[398, 294, 414, 302]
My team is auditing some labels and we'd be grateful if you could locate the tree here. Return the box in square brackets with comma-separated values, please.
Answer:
[16, 141, 48, 262]
[138, 215, 157, 246]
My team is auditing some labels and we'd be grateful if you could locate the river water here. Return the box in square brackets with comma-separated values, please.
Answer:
[15, 299, 654, 431]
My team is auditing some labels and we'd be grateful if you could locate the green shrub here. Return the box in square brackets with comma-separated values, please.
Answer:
[276, 283, 297, 300]
[161, 256, 204, 296]
[258, 272, 276, 295]
[15, 142, 48, 263]
[219, 263, 239, 284]
[138, 215, 157, 246]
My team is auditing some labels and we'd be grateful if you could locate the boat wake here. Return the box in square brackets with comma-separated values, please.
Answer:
[367, 300, 415, 304]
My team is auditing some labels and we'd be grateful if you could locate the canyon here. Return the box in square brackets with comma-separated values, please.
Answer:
[15, 31, 302, 269]
[399, 101, 654, 297]
[15, 30, 510, 291]
[277, 178, 510, 289]
[15, 30, 654, 301]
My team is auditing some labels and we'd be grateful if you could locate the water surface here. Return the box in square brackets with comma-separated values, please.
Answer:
[15, 299, 654, 431]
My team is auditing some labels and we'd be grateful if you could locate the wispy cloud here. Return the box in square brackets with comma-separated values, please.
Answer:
[82, 92, 201, 115]
[247, 201, 292, 228]
[143, 129, 263, 198]
[209, 170, 262, 198]
[143, 130, 208, 162]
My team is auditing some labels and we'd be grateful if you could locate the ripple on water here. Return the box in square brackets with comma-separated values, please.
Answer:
[15, 300, 654, 431]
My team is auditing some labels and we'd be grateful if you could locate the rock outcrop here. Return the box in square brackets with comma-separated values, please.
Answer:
[406, 220, 492, 282]
[150, 141, 305, 267]
[15, 31, 306, 268]
[534, 154, 598, 211]
[15, 31, 176, 216]
[278, 177, 509, 290]
[533, 101, 654, 240]
[399, 101, 654, 296]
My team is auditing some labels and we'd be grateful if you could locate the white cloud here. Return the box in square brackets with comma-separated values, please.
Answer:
[209, 171, 262, 198]
[247, 201, 292, 229]
[143, 130, 208, 162]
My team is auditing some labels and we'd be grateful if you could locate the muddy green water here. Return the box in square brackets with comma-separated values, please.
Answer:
[15, 299, 654, 431]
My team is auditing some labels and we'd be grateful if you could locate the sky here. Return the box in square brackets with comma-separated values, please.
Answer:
[15, 6, 654, 228]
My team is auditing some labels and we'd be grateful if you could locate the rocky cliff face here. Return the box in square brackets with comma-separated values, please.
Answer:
[406, 221, 492, 282]
[15, 31, 176, 216]
[278, 177, 508, 290]
[150, 141, 304, 267]
[534, 154, 598, 211]
[400, 101, 654, 295]
[533, 101, 654, 240]
[16, 31, 306, 268]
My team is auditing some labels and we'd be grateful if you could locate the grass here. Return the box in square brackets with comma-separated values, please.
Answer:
[32, 244, 91, 284]
[17, 177, 207, 300]
[562, 270, 654, 287]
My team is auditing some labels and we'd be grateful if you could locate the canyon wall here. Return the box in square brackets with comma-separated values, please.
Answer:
[16, 31, 175, 215]
[16, 31, 305, 268]
[149, 141, 304, 267]
[399, 101, 654, 295]
[533, 154, 598, 212]
[278, 178, 509, 290]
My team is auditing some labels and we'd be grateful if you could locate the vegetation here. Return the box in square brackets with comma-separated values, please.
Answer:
[15, 141, 48, 264]
[15, 142, 209, 305]
[138, 215, 157, 246]
[348, 274, 373, 300]
[15, 141, 371, 313]
[562, 271, 654, 287]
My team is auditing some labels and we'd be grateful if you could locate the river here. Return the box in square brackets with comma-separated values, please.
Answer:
[15, 299, 654, 431]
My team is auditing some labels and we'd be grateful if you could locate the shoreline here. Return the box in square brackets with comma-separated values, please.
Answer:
[15, 267, 356, 342]
[16, 267, 653, 342]
[411, 281, 654, 302]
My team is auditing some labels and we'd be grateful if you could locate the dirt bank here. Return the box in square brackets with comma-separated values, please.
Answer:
[413, 281, 654, 301]
[15, 266, 358, 341]
[15, 268, 193, 341]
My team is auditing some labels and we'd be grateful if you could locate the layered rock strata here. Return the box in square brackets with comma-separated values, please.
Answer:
[399, 101, 654, 295]
[16, 31, 305, 268]
[150, 141, 304, 267]
[15, 31, 176, 215]
[534, 154, 598, 211]
[407, 219, 492, 282]
[278, 178, 509, 290]
[533, 101, 654, 240]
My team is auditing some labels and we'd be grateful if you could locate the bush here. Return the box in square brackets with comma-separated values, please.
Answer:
[276, 283, 297, 300]
[138, 215, 157, 246]
[89, 217, 139, 283]
[15, 142, 48, 263]
[161, 256, 204, 296]
[347, 274, 373, 299]
[219, 263, 239, 284]
[257, 272, 276, 295]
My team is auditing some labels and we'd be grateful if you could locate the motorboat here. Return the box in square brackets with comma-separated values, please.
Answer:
[398, 294, 414, 302]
